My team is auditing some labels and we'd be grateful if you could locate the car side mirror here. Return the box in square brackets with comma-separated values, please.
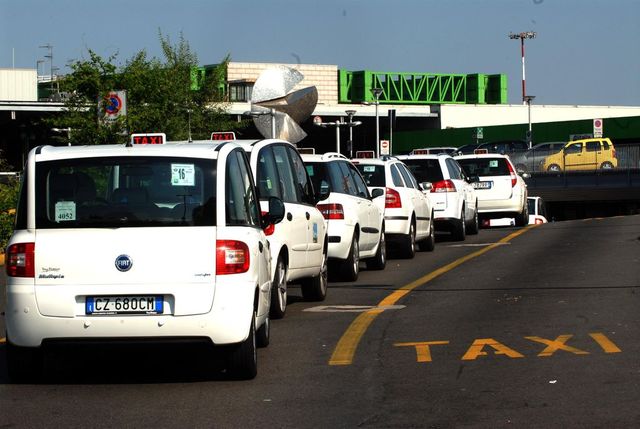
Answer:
[314, 186, 330, 204]
[371, 188, 384, 199]
[420, 182, 432, 191]
[520, 172, 531, 179]
[262, 196, 285, 229]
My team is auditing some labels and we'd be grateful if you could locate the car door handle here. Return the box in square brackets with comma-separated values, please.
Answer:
[259, 242, 264, 253]
[305, 212, 310, 220]
[287, 212, 293, 221]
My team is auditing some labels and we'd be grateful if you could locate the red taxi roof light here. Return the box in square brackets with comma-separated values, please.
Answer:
[431, 179, 457, 193]
[385, 188, 402, 208]
[317, 203, 344, 220]
[6, 242, 35, 278]
[216, 240, 250, 275]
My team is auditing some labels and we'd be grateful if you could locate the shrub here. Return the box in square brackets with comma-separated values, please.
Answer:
[0, 177, 20, 252]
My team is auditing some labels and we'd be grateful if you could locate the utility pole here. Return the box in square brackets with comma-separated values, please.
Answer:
[508, 32, 536, 103]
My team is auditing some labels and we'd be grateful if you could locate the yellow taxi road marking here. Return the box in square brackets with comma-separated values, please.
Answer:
[329, 225, 536, 366]
[394, 333, 621, 363]
[524, 335, 589, 357]
[0, 337, 5, 344]
[589, 332, 622, 353]
[445, 242, 511, 248]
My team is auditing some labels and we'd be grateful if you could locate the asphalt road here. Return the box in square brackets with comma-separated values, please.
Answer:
[1, 215, 639, 428]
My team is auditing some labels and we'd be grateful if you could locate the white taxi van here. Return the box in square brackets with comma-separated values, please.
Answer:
[5, 140, 285, 381]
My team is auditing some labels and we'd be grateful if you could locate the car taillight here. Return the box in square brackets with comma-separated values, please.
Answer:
[385, 188, 402, 209]
[612, 148, 617, 158]
[261, 211, 275, 236]
[535, 218, 544, 225]
[507, 161, 517, 187]
[317, 203, 344, 220]
[216, 240, 250, 275]
[6, 242, 35, 278]
[431, 179, 456, 193]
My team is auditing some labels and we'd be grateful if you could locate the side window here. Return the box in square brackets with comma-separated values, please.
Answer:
[337, 161, 358, 196]
[287, 146, 314, 205]
[446, 159, 463, 180]
[397, 163, 417, 189]
[565, 143, 582, 154]
[586, 141, 600, 152]
[256, 147, 282, 200]
[390, 164, 404, 186]
[272, 145, 299, 203]
[348, 163, 370, 198]
[602, 140, 610, 150]
[226, 150, 259, 227]
[327, 161, 347, 193]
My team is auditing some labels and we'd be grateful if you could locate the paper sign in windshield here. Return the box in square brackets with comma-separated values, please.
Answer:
[171, 164, 195, 186]
[55, 201, 76, 222]
[490, 160, 499, 168]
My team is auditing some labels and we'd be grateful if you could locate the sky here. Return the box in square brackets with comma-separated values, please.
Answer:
[1, 0, 639, 106]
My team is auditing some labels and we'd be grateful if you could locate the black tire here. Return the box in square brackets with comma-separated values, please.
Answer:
[269, 256, 287, 319]
[339, 233, 360, 281]
[366, 226, 386, 270]
[467, 205, 479, 235]
[418, 215, 435, 252]
[600, 161, 614, 169]
[256, 314, 270, 348]
[515, 203, 529, 227]
[6, 340, 42, 384]
[401, 220, 417, 259]
[547, 164, 561, 172]
[452, 207, 466, 241]
[301, 246, 328, 300]
[226, 313, 257, 380]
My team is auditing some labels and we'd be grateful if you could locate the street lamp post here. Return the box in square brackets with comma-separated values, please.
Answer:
[508, 31, 536, 103]
[344, 110, 362, 158]
[39, 44, 54, 93]
[371, 88, 383, 157]
[524, 95, 535, 148]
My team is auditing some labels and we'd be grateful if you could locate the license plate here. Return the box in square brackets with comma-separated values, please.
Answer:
[473, 181, 492, 189]
[86, 296, 164, 315]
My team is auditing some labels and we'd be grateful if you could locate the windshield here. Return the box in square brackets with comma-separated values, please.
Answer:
[355, 164, 385, 187]
[35, 156, 216, 228]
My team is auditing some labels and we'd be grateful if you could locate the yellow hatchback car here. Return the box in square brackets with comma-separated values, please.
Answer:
[543, 138, 617, 172]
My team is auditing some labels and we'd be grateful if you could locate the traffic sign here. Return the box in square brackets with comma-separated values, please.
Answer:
[380, 140, 390, 156]
[102, 90, 127, 122]
[474, 127, 484, 139]
[593, 118, 603, 138]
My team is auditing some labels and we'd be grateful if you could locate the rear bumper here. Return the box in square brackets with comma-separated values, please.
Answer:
[5, 280, 256, 348]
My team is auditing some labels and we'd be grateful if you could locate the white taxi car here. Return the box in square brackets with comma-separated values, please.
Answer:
[455, 153, 529, 226]
[172, 138, 329, 320]
[353, 156, 435, 258]
[5, 142, 285, 381]
[302, 153, 385, 281]
[398, 154, 479, 241]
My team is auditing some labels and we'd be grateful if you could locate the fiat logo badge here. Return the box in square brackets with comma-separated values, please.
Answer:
[115, 254, 133, 272]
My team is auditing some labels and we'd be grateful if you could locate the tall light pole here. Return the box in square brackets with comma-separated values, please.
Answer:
[371, 88, 383, 157]
[345, 110, 362, 158]
[524, 95, 535, 148]
[39, 43, 54, 93]
[509, 31, 536, 104]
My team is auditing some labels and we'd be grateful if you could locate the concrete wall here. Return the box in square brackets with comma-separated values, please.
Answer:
[439, 104, 640, 129]
[0, 69, 37, 101]
[227, 62, 338, 105]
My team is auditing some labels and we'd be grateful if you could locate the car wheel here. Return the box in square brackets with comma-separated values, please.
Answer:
[301, 245, 328, 301]
[467, 205, 479, 235]
[515, 203, 529, 227]
[256, 313, 270, 348]
[339, 233, 360, 281]
[6, 340, 42, 384]
[401, 220, 416, 259]
[269, 256, 287, 319]
[418, 214, 435, 252]
[547, 164, 561, 172]
[226, 312, 257, 380]
[367, 226, 386, 270]
[600, 161, 614, 169]
[452, 207, 466, 241]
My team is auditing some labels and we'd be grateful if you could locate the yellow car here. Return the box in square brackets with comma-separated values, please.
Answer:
[543, 138, 617, 172]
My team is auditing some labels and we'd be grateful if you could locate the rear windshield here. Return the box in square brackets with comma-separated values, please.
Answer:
[355, 164, 385, 187]
[401, 159, 445, 183]
[35, 156, 216, 228]
[457, 158, 511, 177]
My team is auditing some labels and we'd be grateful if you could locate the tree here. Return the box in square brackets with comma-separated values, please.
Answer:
[51, 32, 243, 145]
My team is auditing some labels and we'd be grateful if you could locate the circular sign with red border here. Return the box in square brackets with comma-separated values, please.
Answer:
[105, 92, 123, 116]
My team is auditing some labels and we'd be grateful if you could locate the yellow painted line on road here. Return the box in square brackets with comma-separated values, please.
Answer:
[329, 225, 537, 366]
[0, 337, 5, 344]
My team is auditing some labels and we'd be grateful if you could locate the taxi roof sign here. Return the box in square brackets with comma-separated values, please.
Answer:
[130, 133, 166, 145]
[211, 131, 236, 141]
[297, 147, 315, 154]
[411, 149, 431, 155]
[355, 150, 375, 159]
